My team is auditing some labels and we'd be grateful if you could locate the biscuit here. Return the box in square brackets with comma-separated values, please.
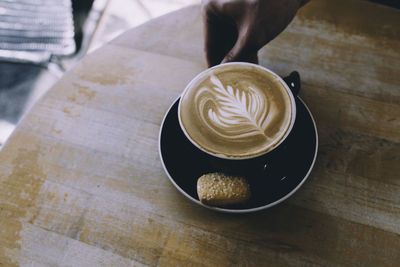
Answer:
[197, 172, 251, 207]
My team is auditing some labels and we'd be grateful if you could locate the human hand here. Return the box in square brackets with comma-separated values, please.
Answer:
[202, 0, 309, 67]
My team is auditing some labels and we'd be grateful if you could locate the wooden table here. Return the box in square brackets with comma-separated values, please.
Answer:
[1, 0, 399, 265]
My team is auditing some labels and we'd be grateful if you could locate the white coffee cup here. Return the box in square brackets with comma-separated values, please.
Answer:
[178, 62, 297, 161]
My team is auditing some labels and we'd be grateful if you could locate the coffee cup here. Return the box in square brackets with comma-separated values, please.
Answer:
[178, 63, 298, 177]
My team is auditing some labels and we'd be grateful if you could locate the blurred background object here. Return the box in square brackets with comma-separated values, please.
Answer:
[0, 0, 201, 148]
[0, 0, 75, 64]
[0, 0, 108, 147]
[0, 0, 397, 148]
[89, 0, 201, 53]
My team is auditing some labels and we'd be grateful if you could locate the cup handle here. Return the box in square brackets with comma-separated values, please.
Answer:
[283, 71, 301, 96]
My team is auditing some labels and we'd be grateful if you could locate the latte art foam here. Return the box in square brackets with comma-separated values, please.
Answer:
[179, 64, 294, 158]
[197, 75, 271, 140]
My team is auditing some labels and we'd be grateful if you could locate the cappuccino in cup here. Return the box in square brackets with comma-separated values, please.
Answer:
[179, 63, 296, 159]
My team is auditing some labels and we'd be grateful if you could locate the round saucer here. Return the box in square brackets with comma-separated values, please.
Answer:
[159, 96, 318, 213]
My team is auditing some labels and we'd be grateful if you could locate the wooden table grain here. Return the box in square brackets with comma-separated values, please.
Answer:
[1, 0, 399, 266]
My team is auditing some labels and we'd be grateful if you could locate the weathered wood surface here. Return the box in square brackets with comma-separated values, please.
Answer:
[1, 0, 399, 266]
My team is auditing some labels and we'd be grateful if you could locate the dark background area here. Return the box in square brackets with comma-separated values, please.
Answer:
[72, 0, 95, 53]
[368, 0, 400, 9]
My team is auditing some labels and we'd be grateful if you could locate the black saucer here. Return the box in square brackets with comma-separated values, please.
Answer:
[159, 81, 318, 213]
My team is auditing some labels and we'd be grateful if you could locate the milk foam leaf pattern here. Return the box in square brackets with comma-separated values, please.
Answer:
[204, 75, 270, 139]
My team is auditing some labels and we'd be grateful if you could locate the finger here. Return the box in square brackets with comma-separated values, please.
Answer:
[202, 4, 237, 67]
[204, 19, 237, 67]
[205, 21, 237, 67]
[221, 29, 257, 64]
[221, 50, 258, 65]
